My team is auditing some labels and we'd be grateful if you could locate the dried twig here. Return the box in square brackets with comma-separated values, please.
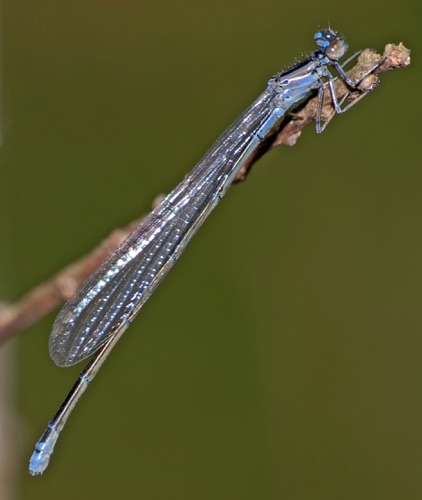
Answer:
[0, 42, 410, 343]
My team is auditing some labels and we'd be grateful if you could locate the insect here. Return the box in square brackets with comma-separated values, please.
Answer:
[30, 28, 382, 475]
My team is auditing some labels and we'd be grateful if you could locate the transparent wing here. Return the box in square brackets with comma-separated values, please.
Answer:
[49, 88, 279, 367]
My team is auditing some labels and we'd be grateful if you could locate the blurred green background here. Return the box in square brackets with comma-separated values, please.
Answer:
[0, 0, 421, 499]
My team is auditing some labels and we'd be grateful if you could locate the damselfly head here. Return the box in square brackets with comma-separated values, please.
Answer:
[314, 29, 348, 60]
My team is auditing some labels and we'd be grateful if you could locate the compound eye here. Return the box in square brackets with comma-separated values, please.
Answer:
[326, 38, 347, 60]
[314, 29, 348, 60]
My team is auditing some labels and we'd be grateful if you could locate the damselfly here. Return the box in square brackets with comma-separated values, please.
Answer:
[30, 28, 381, 475]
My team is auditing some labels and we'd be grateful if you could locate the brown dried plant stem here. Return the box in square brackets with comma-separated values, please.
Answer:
[0, 43, 410, 344]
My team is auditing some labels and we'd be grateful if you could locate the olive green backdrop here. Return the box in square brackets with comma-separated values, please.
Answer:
[1, 1, 421, 499]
